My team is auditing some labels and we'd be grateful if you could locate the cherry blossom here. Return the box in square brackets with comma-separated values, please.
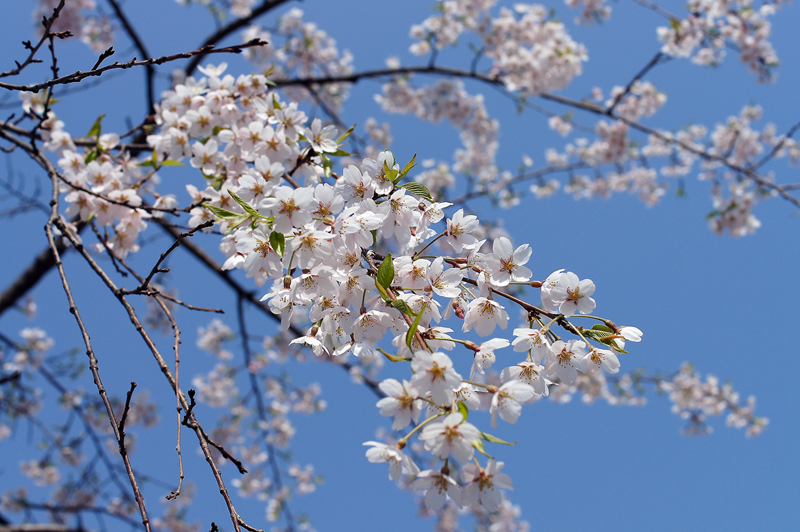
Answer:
[411, 470, 463, 511]
[546, 339, 587, 385]
[462, 297, 509, 337]
[376, 379, 422, 430]
[363, 442, 419, 482]
[490, 380, 536, 427]
[549, 271, 596, 315]
[419, 412, 480, 463]
[460, 460, 513, 511]
[410, 351, 463, 406]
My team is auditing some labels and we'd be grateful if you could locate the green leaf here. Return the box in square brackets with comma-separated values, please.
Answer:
[376, 253, 394, 290]
[399, 181, 434, 203]
[397, 153, 417, 181]
[457, 401, 469, 422]
[377, 348, 411, 362]
[321, 155, 333, 178]
[472, 438, 494, 459]
[272, 94, 282, 111]
[390, 299, 416, 317]
[224, 215, 250, 234]
[609, 343, 629, 354]
[269, 231, 285, 258]
[86, 114, 105, 138]
[203, 203, 241, 221]
[405, 304, 424, 349]
[375, 282, 390, 302]
[83, 149, 98, 164]
[138, 159, 185, 168]
[479, 431, 517, 446]
[327, 148, 353, 157]
[228, 190, 263, 219]
[335, 123, 356, 144]
[386, 160, 400, 184]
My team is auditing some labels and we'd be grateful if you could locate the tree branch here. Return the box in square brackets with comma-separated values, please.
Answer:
[184, 0, 294, 77]
[0, 40, 268, 93]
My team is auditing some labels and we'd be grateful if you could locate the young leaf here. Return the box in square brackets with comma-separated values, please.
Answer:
[86, 114, 105, 138]
[335, 123, 356, 144]
[204, 203, 241, 220]
[376, 253, 394, 290]
[377, 348, 411, 362]
[138, 159, 185, 168]
[269, 231, 285, 258]
[328, 148, 353, 157]
[472, 438, 495, 459]
[399, 181, 434, 203]
[397, 153, 417, 181]
[457, 401, 469, 422]
[405, 305, 424, 349]
[385, 160, 399, 184]
[479, 432, 518, 446]
[321, 154, 333, 178]
[375, 282, 390, 302]
[390, 299, 417, 317]
[228, 190, 263, 219]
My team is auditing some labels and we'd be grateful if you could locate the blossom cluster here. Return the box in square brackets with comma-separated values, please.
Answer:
[3, 1, 781, 530]
[658, 363, 769, 437]
[240, 8, 354, 112]
[34, 0, 113, 53]
[409, 1, 587, 96]
[535, 98, 797, 236]
[35, 61, 638, 513]
[655, 0, 783, 82]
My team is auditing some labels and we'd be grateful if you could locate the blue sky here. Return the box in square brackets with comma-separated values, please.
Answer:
[1, 1, 799, 531]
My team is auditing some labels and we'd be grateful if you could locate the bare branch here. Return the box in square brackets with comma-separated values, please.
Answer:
[0, 40, 268, 93]
[184, 0, 294, 77]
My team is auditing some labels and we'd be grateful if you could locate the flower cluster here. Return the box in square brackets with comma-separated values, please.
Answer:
[28, 54, 646, 514]
[656, 0, 782, 82]
[659, 363, 768, 437]
[33, 0, 114, 53]
[241, 8, 354, 112]
[410, 1, 587, 95]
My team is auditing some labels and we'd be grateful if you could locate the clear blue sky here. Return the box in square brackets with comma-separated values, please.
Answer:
[1, 1, 799, 531]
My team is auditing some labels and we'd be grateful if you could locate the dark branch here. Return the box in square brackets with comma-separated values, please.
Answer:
[0, 40, 268, 93]
[184, 0, 293, 77]
[105, 0, 155, 113]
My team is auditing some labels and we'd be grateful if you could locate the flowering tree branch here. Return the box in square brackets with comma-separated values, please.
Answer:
[0, 40, 269, 93]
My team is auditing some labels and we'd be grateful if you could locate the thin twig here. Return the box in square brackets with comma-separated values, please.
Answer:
[43, 154, 152, 532]
[184, 0, 293, 76]
[237, 297, 296, 532]
[117, 382, 138, 448]
[105, 0, 155, 112]
[0, 40, 268, 93]
[139, 220, 215, 290]
[0, 0, 69, 79]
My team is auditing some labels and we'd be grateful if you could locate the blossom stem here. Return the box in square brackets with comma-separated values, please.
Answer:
[397, 412, 445, 447]
[413, 232, 445, 260]
[462, 379, 492, 390]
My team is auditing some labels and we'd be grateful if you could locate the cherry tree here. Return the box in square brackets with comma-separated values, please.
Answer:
[0, 0, 790, 531]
